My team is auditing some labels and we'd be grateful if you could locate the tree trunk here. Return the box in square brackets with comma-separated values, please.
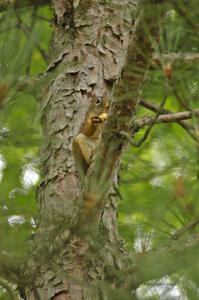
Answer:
[23, 1, 165, 299]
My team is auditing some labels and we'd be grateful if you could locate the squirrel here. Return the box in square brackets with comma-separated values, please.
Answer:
[73, 95, 109, 177]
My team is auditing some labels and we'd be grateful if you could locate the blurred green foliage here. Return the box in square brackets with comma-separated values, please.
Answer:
[0, 5, 53, 298]
[118, 3, 199, 299]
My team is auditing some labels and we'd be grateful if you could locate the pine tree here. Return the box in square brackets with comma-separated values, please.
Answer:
[0, 1, 199, 299]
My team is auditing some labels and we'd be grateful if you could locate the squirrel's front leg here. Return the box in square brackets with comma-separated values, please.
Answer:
[73, 133, 96, 176]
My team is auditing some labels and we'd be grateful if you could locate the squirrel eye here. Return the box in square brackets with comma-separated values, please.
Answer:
[96, 97, 102, 105]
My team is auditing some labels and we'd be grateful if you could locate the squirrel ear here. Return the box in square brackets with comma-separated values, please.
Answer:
[96, 97, 102, 105]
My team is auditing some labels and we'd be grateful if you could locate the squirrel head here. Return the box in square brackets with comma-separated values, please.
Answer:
[81, 94, 110, 137]
[88, 95, 109, 122]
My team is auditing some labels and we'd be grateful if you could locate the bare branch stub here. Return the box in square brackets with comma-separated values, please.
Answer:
[137, 99, 197, 141]
[136, 108, 199, 129]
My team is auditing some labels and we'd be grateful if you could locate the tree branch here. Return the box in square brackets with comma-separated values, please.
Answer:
[172, 217, 199, 240]
[135, 108, 199, 130]
[139, 99, 169, 113]
[153, 52, 199, 64]
[139, 99, 197, 140]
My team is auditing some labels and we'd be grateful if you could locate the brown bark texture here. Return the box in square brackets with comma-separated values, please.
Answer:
[22, 1, 167, 299]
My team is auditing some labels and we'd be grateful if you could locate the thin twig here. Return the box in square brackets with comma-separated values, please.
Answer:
[136, 109, 199, 127]
[15, 10, 48, 63]
[26, 5, 38, 75]
[139, 99, 169, 114]
[36, 15, 51, 22]
[172, 217, 199, 240]
[132, 95, 168, 147]
[170, 79, 191, 111]
[171, 0, 199, 37]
